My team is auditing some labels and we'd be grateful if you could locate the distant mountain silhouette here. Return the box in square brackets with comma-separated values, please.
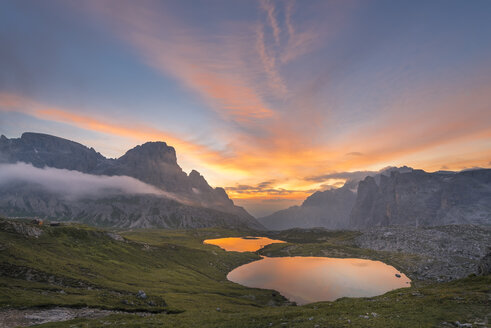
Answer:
[259, 186, 356, 230]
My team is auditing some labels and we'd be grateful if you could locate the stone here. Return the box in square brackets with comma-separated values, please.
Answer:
[476, 250, 491, 275]
[136, 290, 147, 299]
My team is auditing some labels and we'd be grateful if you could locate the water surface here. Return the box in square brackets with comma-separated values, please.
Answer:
[227, 256, 410, 305]
[203, 236, 285, 252]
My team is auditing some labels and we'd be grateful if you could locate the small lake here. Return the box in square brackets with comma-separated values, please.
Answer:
[204, 237, 410, 305]
[203, 236, 286, 252]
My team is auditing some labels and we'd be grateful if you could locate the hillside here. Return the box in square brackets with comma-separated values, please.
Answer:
[0, 218, 489, 327]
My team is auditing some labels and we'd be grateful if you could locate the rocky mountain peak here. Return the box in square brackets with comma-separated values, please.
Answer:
[189, 169, 203, 179]
[0, 132, 260, 228]
[188, 170, 210, 189]
[0, 132, 104, 172]
[302, 187, 355, 207]
[119, 142, 177, 165]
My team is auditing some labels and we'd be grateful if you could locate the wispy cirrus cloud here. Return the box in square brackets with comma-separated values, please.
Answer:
[83, 1, 279, 126]
[2, 0, 491, 218]
[260, 0, 281, 45]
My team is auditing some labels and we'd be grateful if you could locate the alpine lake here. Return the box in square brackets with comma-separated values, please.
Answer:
[204, 237, 411, 305]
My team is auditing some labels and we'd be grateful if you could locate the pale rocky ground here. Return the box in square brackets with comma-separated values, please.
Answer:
[355, 225, 491, 281]
[0, 307, 112, 327]
[0, 307, 152, 328]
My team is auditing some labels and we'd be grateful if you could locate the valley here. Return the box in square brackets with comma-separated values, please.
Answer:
[2, 1, 491, 326]
[1, 217, 489, 327]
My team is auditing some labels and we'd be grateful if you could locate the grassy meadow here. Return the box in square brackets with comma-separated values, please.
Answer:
[0, 218, 489, 327]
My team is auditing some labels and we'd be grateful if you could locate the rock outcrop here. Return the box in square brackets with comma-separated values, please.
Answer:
[477, 249, 491, 275]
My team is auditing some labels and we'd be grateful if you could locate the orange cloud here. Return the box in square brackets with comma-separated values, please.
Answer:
[4, 1, 490, 208]
[85, 1, 276, 126]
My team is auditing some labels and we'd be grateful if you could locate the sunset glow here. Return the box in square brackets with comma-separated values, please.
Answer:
[1, 0, 490, 216]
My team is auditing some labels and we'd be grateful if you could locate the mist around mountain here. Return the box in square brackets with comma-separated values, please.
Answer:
[259, 186, 357, 230]
[260, 167, 491, 230]
[0, 132, 262, 229]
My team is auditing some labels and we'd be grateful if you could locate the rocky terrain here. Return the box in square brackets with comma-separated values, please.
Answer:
[0, 307, 124, 327]
[0, 132, 262, 229]
[354, 225, 491, 281]
[261, 167, 491, 230]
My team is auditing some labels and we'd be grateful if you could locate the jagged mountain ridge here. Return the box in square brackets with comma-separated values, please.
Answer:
[0, 132, 262, 229]
[349, 168, 491, 228]
[259, 167, 413, 230]
[260, 167, 491, 230]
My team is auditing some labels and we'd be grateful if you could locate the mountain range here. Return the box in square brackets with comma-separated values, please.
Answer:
[1, 132, 490, 231]
[0, 132, 263, 229]
[259, 167, 491, 230]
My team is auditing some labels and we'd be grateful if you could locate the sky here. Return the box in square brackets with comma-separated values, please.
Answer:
[1, 0, 490, 217]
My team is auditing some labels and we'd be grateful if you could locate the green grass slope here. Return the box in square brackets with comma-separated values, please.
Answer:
[0, 218, 489, 327]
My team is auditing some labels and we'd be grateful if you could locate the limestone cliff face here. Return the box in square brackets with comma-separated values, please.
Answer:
[260, 167, 491, 230]
[0, 132, 105, 172]
[349, 169, 491, 228]
[100, 141, 188, 193]
[0, 132, 262, 229]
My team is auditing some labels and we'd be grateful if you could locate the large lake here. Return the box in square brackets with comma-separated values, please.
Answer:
[204, 237, 410, 305]
[228, 256, 410, 305]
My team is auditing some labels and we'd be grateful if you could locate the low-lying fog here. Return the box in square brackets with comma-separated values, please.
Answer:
[0, 162, 181, 201]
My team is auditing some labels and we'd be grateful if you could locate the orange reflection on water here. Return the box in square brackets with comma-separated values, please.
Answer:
[203, 237, 286, 252]
[227, 256, 411, 305]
